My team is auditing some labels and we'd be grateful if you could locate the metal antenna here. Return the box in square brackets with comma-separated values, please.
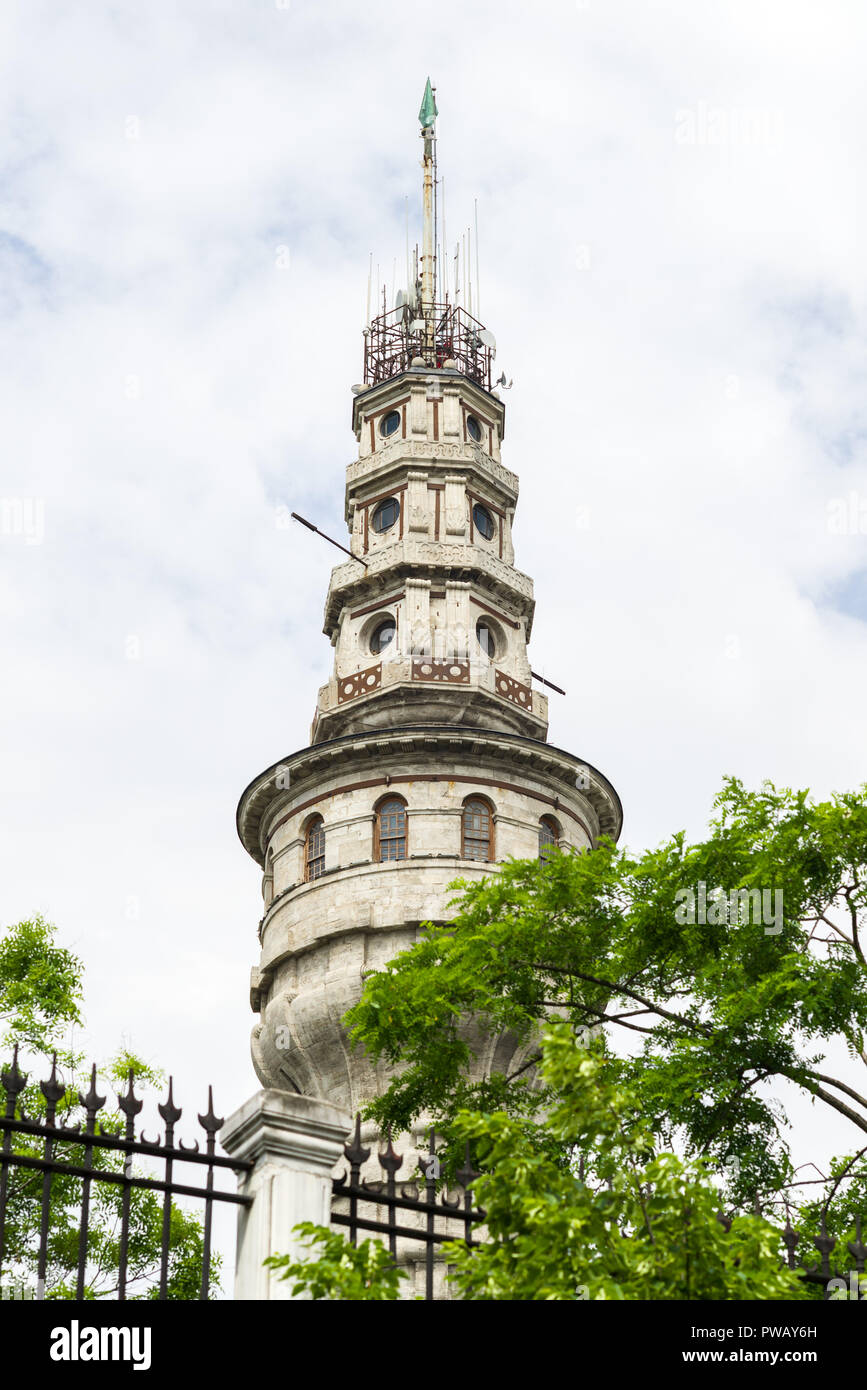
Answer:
[441, 175, 447, 304]
[467, 224, 472, 317]
[405, 197, 410, 301]
[366, 251, 372, 329]
[474, 198, 481, 321]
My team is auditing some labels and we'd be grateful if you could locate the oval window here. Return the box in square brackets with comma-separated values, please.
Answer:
[476, 619, 496, 659]
[473, 503, 495, 541]
[380, 410, 401, 438]
[370, 619, 396, 654]
[466, 414, 482, 443]
[371, 497, 400, 533]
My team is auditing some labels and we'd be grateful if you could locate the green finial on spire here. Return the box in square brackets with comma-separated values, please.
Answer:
[418, 77, 437, 130]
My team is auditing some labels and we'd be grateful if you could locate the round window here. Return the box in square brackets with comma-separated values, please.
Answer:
[466, 414, 482, 443]
[370, 619, 396, 654]
[476, 619, 496, 659]
[371, 497, 400, 533]
[380, 410, 401, 438]
[473, 503, 495, 541]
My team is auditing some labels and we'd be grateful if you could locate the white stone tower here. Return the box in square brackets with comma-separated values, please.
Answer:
[237, 83, 622, 1119]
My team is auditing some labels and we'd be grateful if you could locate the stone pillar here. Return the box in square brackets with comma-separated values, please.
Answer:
[222, 1089, 351, 1300]
[444, 474, 467, 537]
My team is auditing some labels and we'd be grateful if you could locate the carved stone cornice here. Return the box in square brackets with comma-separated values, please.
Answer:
[323, 541, 535, 635]
[236, 724, 623, 865]
[345, 439, 519, 515]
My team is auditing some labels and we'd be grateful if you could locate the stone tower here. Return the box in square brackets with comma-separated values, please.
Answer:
[237, 84, 622, 1120]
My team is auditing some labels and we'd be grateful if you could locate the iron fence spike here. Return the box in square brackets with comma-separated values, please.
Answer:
[197, 1086, 223, 1135]
[344, 1112, 371, 1167]
[2, 1043, 28, 1108]
[78, 1063, 106, 1117]
[158, 1075, 182, 1129]
[40, 1052, 65, 1108]
[118, 1069, 144, 1121]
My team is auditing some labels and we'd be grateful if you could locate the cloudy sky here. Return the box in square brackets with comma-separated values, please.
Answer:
[1, 0, 865, 1279]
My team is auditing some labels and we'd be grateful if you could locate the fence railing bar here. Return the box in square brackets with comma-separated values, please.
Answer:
[0, 1044, 27, 1281]
[116, 1069, 143, 1302]
[157, 1078, 181, 1300]
[198, 1087, 222, 1302]
[1, 1150, 252, 1204]
[331, 1181, 484, 1222]
[424, 1129, 436, 1301]
[36, 1053, 66, 1300]
[0, 1117, 252, 1171]
[330, 1211, 478, 1247]
[75, 1066, 106, 1299]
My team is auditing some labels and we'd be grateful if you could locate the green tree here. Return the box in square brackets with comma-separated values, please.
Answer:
[440, 1023, 805, 1300]
[321, 777, 867, 1296]
[0, 915, 219, 1299]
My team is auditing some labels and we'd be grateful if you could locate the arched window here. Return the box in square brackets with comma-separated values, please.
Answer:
[462, 797, 494, 861]
[304, 816, 325, 882]
[539, 816, 560, 863]
[375, 796, 407, 861]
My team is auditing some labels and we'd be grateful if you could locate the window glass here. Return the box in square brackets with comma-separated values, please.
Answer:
[380, 410, 401, 437]
[476, 619, 495, 658]
[371, 619, 396, 654]
[378, 798, 407, 861]
[372, 497, 400, 533]
[462, 799, 492, 861]
[472, 503, 495, 541]
[539, 817, 559, 863]
[305, 817, 325, 881]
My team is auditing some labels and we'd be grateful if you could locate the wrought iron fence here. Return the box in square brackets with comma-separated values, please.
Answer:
[0, 1047, 251, 1301]
[4, 1044, 864, 1303]
[333, 1119, 867, 1302]
[783, 1212, 867, 1297]
[330, 1115, 484, 1301]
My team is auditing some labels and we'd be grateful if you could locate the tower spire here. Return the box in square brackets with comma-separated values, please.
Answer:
[418, 77, 438, 361]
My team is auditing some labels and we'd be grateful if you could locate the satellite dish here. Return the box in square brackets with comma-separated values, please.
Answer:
[477, 328, 496, 352]
[395, 288, 407, 312]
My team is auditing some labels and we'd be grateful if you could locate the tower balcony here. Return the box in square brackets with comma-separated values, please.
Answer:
[311, 651, 548, 744]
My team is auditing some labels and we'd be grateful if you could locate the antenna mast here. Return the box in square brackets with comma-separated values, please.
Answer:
[474, 198, 481, 321]
[418, 77, 438, 362]
[441, 176, 447, 305]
